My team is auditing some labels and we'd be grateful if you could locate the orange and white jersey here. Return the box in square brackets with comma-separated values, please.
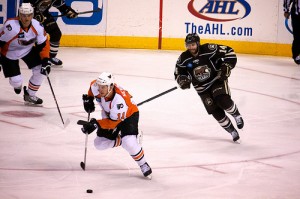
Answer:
[88, 80, 139, 130]
[0, 17, 49, 60]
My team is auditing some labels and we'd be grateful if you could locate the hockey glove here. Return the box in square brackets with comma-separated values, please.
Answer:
[65, 6, 78, 18]
[176, 75, 191, 89]
[81, 118, 99, 134]
[40, 58, 51, 75]
[219, 62, 231, 81]
[82, 94, 95, 113]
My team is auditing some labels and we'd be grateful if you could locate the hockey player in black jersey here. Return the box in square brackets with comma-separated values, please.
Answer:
[174, 33, 244, 142]
[23, 0, 78, 67]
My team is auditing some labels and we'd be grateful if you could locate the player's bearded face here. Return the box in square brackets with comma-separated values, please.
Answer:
[186, 42, 198, 55]
[98, 85, 109, 97]
[19, 13, 33, 28]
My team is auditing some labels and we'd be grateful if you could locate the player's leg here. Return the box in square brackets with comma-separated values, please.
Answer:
[119, 112, 152, 178]
[211, 107, 240, 142]
[199, 91, 240, 141]
[43, 16, 63, 66]
[212, 81, 244, 129]
[22, 48, 45, 105]
[1, 56, 23, 94]
[291, 10, 300, 64]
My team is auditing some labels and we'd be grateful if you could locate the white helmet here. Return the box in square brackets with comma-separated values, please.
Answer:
[19, 3, 34, 15]
[97, 72, 114, 86]
[96, 72, 115, 97]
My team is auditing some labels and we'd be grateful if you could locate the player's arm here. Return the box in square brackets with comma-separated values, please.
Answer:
[174, 54, 192, 89]
[214, 45, 237, 80]
[54, 0, 78, 18]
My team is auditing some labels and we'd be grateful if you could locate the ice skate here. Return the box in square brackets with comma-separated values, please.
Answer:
[294, 55, 300, 65]
[14, 86, 22, 94]
[230, 130, 240, 142]
[50, 57, 63, 68]
[23, 86, 43, 106]
[140, 162, 152, 179]
[234, 115, 244, 129]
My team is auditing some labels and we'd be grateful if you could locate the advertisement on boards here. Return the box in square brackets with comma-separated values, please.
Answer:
[163, 0, 291, 43]
[0, 0, 106, 35]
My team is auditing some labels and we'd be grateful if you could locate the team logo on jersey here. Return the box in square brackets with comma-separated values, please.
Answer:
[6, 24, 12, 31]
[18, 38, 36, 46]
[193, 66, 210, 82]
[117, 103, 124, 109]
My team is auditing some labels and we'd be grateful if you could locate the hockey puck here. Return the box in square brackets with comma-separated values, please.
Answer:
[86, 189, 93, 193]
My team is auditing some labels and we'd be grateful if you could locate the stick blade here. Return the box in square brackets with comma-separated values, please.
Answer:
[80, 162, 86, 170]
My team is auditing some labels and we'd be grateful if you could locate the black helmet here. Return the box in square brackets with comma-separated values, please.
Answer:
[185, 33, 200, 44]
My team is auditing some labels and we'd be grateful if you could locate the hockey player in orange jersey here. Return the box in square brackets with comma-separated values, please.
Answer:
[0, 3, 51, 105]
[79, 72, 152, 178]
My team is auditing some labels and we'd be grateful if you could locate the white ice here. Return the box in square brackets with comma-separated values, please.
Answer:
[0, 48, 300, 199]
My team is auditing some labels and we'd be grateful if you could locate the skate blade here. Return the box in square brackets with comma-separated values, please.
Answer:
[145, 175, 152, 180]
[51, 64, 63, 68]
[24, 102, 43, 107]
[233, 139, 241, 144]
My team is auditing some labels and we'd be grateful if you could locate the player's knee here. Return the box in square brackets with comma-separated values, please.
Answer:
[215, 94, 232, 109]
[9, 75, 23, 88]
[94, 137, 113, 150]
[121, 135, 138, 151]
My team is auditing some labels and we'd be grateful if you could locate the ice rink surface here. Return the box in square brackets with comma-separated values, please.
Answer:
[0, 47, 300, 199]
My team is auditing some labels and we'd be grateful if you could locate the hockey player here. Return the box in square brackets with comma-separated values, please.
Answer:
[174, 33, 244, 142]
[79, 72, 152, 178]
[23, 0, 78, 67]
[0, 3, 51, 105]
[283, 0, 300, 65]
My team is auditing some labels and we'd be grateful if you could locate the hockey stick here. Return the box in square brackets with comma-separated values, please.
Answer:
[137, 86, 178, 106]
[79, 113, 90, 171]
[55, 8, 101, 17]
[46, 72, 70, 128]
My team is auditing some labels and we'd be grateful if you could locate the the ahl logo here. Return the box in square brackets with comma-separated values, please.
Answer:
[188, 0, 251, 22]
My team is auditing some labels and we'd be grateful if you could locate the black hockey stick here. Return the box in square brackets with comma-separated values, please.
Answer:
[46, 72, 70, 128]
[137, 86, 178, 106]
[55, 8, 101, 17]
[79, 113, 90, 171]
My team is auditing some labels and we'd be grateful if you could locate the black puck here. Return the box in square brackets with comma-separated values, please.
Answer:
[86, 189, 93, 193]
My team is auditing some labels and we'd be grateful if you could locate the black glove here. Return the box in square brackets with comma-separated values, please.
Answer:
[0, 56, 2, 72]
[81, 118, 99, 134]
[82, 94, 95, 113]
[219, 62, 231, 81]
[40, 58, 51, 75]
[176, 75, 191, 89]
[65, 6, 78, 18]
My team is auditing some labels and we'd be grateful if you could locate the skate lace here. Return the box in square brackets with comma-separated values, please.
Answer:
[140, 163, 150, 173]
[231, 131, 239, 138]
[29, 95, 40, 102]
[51, 57, 60, 62]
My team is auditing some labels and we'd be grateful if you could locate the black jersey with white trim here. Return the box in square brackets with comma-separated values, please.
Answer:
[174, 43, 237, 93]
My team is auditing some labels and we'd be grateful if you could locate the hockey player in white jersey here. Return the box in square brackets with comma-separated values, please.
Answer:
[0, 3, 51, 105]
[78, 72, 152, 178]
